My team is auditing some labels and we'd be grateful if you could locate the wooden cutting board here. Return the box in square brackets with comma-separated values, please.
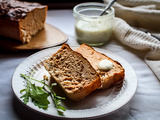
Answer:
[0, 23, 68, 51]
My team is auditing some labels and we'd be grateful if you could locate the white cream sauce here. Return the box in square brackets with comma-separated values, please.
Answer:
[98, 59, 113, 71]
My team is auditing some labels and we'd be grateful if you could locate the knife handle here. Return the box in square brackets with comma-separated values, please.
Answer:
[151, 34, 160, 41]
[145, 31, 160, 41]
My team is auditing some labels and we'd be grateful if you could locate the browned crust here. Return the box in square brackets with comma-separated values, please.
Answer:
[0, 0, 47, 21]
[80, 44, 123, 67]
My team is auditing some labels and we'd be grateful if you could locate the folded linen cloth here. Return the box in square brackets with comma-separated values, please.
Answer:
[113, 17, 160, 80]
[104, 0, 160, 32]
[103, 0, 160, 80]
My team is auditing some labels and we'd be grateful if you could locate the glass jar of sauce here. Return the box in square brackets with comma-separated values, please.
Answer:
[73, 2, 115, 46]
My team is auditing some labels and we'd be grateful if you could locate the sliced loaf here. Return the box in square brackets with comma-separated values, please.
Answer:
[44, 44, 101, 101]
[76, 44, 125, 89]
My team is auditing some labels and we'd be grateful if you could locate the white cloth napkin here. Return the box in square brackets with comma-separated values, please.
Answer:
[103, 0, 160, 80]
[104, 0, 160, 32]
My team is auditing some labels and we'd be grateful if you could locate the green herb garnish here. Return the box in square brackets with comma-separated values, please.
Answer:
[20, 71, 66, 113]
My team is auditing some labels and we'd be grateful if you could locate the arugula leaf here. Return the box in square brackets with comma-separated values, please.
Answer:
[30, 84, 50, 109]
[20, 90, 30, 104]
[20, 73, 50, 109]
[20, 71, 66, 113]
[20, 76, 31, 104]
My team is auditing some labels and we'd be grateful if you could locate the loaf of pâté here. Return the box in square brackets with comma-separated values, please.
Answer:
[0, 0, 47, 43]
[76, 44, 125, 89]
[44, 44, 101, 101]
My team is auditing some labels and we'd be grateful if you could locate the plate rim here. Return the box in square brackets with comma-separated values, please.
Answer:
[11, 45, 138, 119]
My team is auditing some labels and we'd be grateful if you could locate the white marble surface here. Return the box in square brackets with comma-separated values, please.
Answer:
[0, 10, 160, 120]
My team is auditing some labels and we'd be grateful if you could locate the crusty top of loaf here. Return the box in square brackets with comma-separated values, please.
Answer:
[0, 0, 47, 21]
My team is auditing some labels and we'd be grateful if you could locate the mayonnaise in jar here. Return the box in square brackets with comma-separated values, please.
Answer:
[73, 2, 115, 46]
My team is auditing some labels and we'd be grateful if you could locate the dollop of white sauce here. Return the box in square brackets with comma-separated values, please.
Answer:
[98, 59, 113, 71]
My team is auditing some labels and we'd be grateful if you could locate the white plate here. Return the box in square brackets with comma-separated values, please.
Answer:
[12, 46, 137, 119]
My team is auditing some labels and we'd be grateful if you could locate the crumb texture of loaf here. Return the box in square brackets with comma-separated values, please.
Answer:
[44, 44, 101, 101]
[0, 0, 47, 43]
[76, 44, 125, 89]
